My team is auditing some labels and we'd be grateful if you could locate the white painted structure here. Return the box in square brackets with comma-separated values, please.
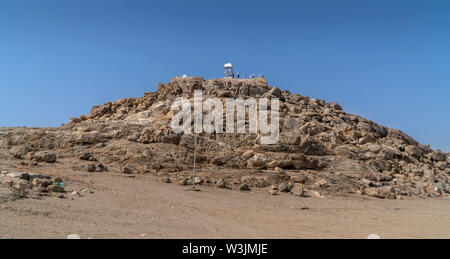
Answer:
[224, 63, 234, 78]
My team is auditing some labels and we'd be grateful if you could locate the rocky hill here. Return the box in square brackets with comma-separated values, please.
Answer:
[1, 77, 449, 199]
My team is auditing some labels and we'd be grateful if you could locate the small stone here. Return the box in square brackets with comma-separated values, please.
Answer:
[71, 191, 80, 196]
[34, 152, 57, 163]
[31, 178, 50, 188]
[28, 173, 50, 181]
[162, 177, 172, 183]
[239, 184, 251, 191]
[278, 183, 291, 192]
[364, 187, 381, 198]
[121, 166, 133, 174]
[12, 179, 32, 190]
[361, 178, 382, 187]
[204, 177, 213, 184]
[291, 184, 305, 197]
[28, 161, 38, 166]
[305, 190, 325, 199]
[1, 178, 15, 186]
[53, 177, 64, 183]
[80, 188, 94, 194]
[56, 193, 65, 199]
[274, 167, 285, 174]
[79, 152, 96, 161]
[436, 161, 448, 171]
[268, 190, 278, 195]
[87, 163, 107, 172]
[6, 172, 29, 180]
[247, 155, 270, 168]
[37, 187, 48, 193]
[87, 164, 96, 172]
[13, 153, 23, 159]
[317, 179, 328, 187]
[95, 164, 107, 172]
[291, 175, 307, 184]
[96, 143, 106, 148]
[216, 179, 232, 189]
[422, 169, 435, 182]
[47, 184, 64, 193]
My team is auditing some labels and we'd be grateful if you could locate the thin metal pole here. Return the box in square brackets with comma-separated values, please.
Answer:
[193, 134, 197, 188]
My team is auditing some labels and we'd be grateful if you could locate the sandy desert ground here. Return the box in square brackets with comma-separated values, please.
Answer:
[0, 159, 449, 239]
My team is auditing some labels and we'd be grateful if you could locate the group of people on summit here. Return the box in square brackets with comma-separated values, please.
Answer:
[235, 72, 264, 79]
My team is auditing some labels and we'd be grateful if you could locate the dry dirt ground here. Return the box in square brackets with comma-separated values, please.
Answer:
[0, 159, 449, 239]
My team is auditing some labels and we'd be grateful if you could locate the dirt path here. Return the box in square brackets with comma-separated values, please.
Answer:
[0, 165, 449, 239]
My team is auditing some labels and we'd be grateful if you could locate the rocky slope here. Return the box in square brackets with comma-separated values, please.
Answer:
[1, 77, 449, 199]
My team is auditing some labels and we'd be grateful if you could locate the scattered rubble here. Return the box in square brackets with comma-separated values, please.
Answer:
[0, 171, 68, 201]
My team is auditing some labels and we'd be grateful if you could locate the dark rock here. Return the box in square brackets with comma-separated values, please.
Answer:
[47, 185, 64, 193]
[239, 184, 251, 191]
[121, 166, 133, 174]
[79, 152, 97, 161]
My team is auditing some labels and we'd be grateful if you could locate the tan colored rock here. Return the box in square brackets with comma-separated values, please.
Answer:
[247, 155, 270, 169]
[34, 152, 57, 163]
[291, 175, 307, 184]
[216, 179, 232, 189]
[431, 150, 446, 161]
[274, 167, 285, 174]
[278, 183, 290, 193]
[291, 184, 305, 197]
[31, 178, 50, 188]
[268, 190, 278, 195]
[194, 177, 204, 185]
[12, 179, 32, 190]
[317, 179, 328, 187]
[177, 177, 189, 186]
[161, 177, 172, 183]
[405, 145, 424, 159]
[305, 190, 324, 199]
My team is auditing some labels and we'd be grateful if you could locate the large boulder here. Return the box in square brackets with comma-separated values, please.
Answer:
[405, 145, 424, 159]
[34, 152, 57, 163]
[247, 155, 271, 169]
[431, 150, 446, 162]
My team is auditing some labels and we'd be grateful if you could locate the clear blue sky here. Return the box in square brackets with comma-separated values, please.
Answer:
[1, 0, 449, 151]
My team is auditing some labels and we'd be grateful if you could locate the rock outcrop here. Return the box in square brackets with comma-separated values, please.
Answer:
[1, 77, 448, 199]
